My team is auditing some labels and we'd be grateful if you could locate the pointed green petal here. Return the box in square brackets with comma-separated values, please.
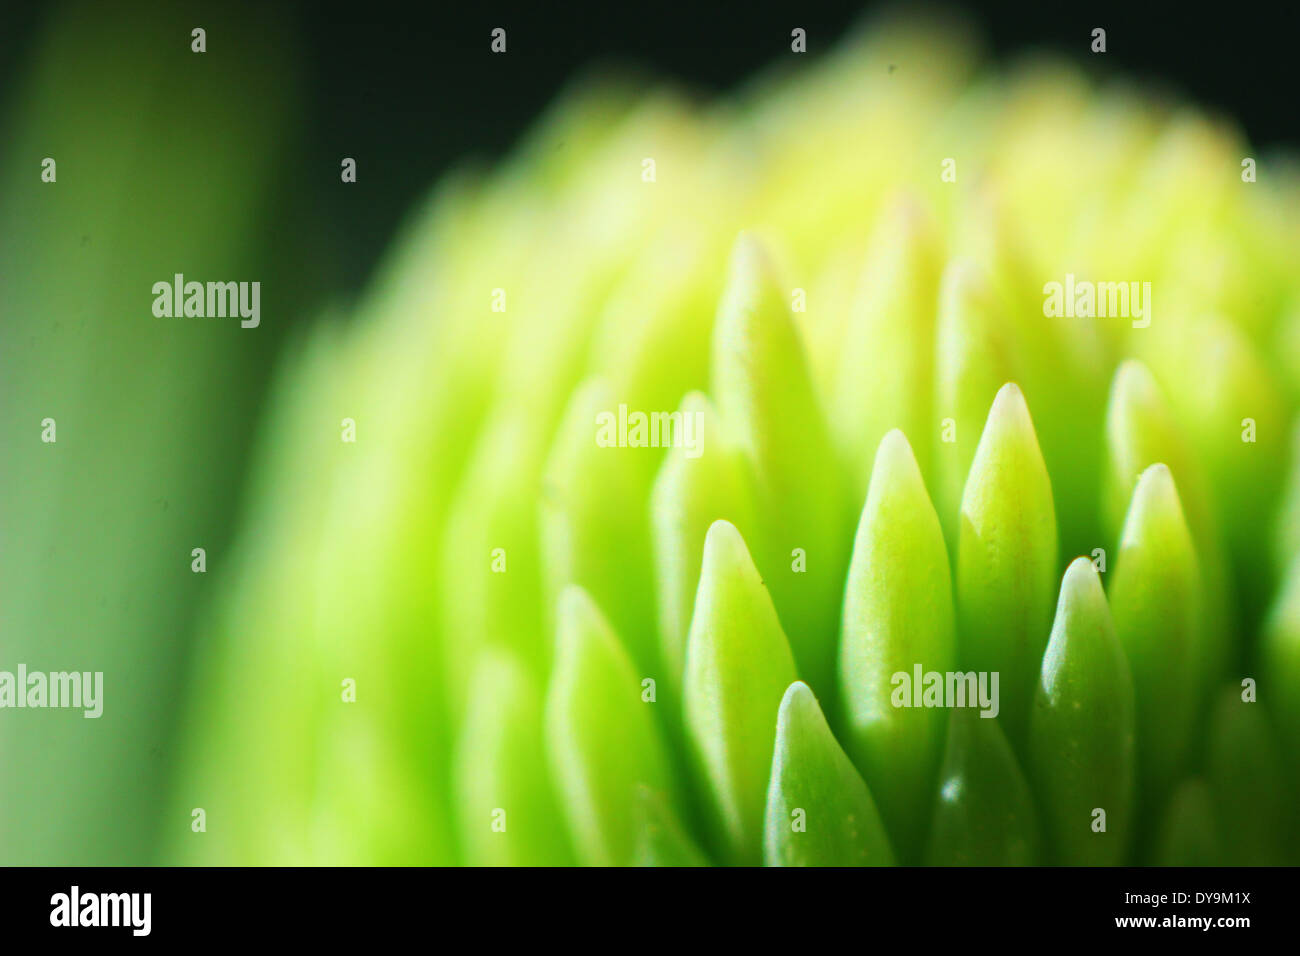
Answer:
[683, 519, 799, 864]
[1103, 359, 1214, 542]
[763, 682, 895, 867]
[541, 380, 656, 672]
[957, 382, 1058, 742]
[933, 258, 1014, 552]
[1102, 359, 1229, 705]
[1262, 553, 1300, 758]
[1140, 317, 1287, 603]
[832, 195, 944, 493]
[632, 785, 710, 867]
[1109, 464, 1201, 810]
[840, 429, 955, 860]
[926, 710, 1040, 866]
[1153, 779, 1222, 866]
[649, 392, 756, 695]
[1205, 686, 1293, 866]
[441, 408, 549, 713]
[1028, 558, 1135, 865]
[453, 651, 573, 866]
[710, 232, 848, 697]
[545, 587, 672, 866]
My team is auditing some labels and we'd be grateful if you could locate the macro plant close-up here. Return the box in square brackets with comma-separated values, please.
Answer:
[168, 19, 1300, 867]
[2, 0, 1299, 899]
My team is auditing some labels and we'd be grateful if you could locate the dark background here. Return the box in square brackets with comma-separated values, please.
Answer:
[3, 0, 1294, 306]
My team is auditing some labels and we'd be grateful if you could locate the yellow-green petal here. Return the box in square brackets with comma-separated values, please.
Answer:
[683, 519, 799, 864]
[649, 391, 756, 695]
[957, 382, 1058, 742]
[1108, 463, 1201, 814]
[1029, 558, 1135, 865]
[710, 233, 849, 697]
[840, 429, 955, 860]
[453, 650, 573, 866]
[926, 709, 1040, 866]
[763, 682, 894, 867]
[545, 586, 672, 866]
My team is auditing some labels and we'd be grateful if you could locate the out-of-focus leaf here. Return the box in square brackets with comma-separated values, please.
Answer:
[545, 587, 672, 866]
[453, 650, 574, 866]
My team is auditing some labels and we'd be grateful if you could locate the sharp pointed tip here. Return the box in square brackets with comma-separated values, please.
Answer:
[1121, 461, 1189, 546]
[1138, 460, 1174, 485]
[1132, 460, 1182, 514]
[880, 425, 911, 453]
[727, 230, 769, 278]
[1111, 358, 1158, 403]
[992, 380, 1026, 411]
[704, 517, 744, 554]
[874, 427, 919, 473]
[1060, 555, 1106, 612]
[780, 679, 816, 713]
[1064, 553, 1100, 583]
[699, 519, 765, 596]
